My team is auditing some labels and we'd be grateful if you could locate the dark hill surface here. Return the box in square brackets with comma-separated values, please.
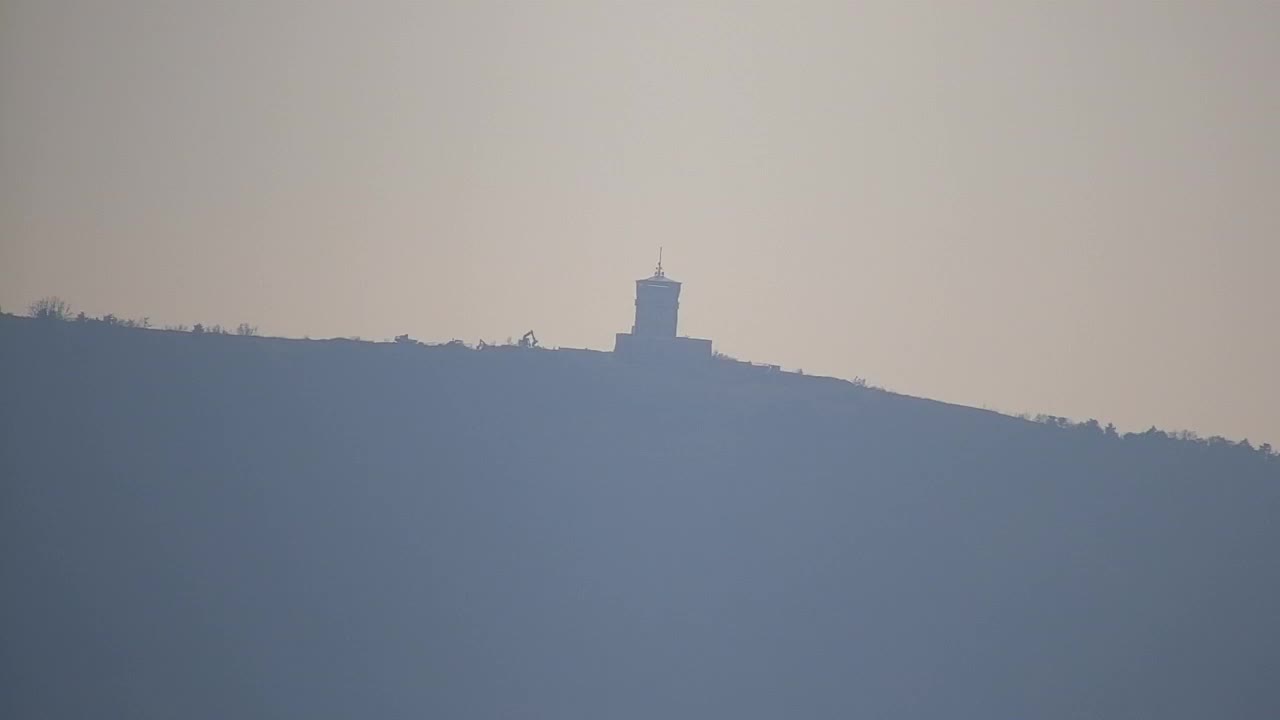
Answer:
[2, 315, 1278, 719]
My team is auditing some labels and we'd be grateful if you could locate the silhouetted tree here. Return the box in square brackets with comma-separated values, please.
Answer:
[29, 296, 72, 321]
[1079, 419, 1101, 434]
[236, 323, 258, 337]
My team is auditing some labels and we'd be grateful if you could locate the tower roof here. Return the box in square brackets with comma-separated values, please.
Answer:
[639, 272, 679, 285]
[641, 246, 679, 283]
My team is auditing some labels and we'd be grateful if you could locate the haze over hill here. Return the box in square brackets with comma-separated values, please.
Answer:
[2, 313, 1278, 719]
[4, 1, 1279, 443]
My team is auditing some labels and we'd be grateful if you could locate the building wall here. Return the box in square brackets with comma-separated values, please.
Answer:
[614, 333, 712, 362]
[633, 280, 680, 338]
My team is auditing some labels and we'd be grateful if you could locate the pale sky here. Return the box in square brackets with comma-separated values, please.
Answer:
[2, 1, 1277, 443]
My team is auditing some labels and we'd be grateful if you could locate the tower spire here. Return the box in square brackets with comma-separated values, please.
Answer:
[655, 247, 664, 278]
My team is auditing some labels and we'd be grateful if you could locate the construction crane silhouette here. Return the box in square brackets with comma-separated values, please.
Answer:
[518, 330, 539, 349]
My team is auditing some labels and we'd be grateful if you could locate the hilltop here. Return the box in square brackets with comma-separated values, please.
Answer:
[2, 313, 1278, 719]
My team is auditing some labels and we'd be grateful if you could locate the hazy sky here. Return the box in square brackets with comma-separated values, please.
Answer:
[2, 1, 1277, 443]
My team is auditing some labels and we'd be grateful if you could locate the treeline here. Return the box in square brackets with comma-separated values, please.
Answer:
[21, 295, 257, 336]
[1022, 413, 1278, 463]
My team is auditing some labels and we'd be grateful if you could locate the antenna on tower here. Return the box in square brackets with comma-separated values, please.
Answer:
[655, 247, 664, 278]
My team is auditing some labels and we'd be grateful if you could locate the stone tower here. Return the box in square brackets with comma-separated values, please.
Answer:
[614, 250, 712, 361]
[632, 252, 681, 338]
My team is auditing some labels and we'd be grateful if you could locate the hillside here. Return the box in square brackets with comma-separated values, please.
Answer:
[2, 314, 1278, 719]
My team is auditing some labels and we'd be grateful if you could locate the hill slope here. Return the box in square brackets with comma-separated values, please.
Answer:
[2, 315, 1278, 719]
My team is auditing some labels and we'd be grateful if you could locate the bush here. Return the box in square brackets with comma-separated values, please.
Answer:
[29, 297, 72, 321]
